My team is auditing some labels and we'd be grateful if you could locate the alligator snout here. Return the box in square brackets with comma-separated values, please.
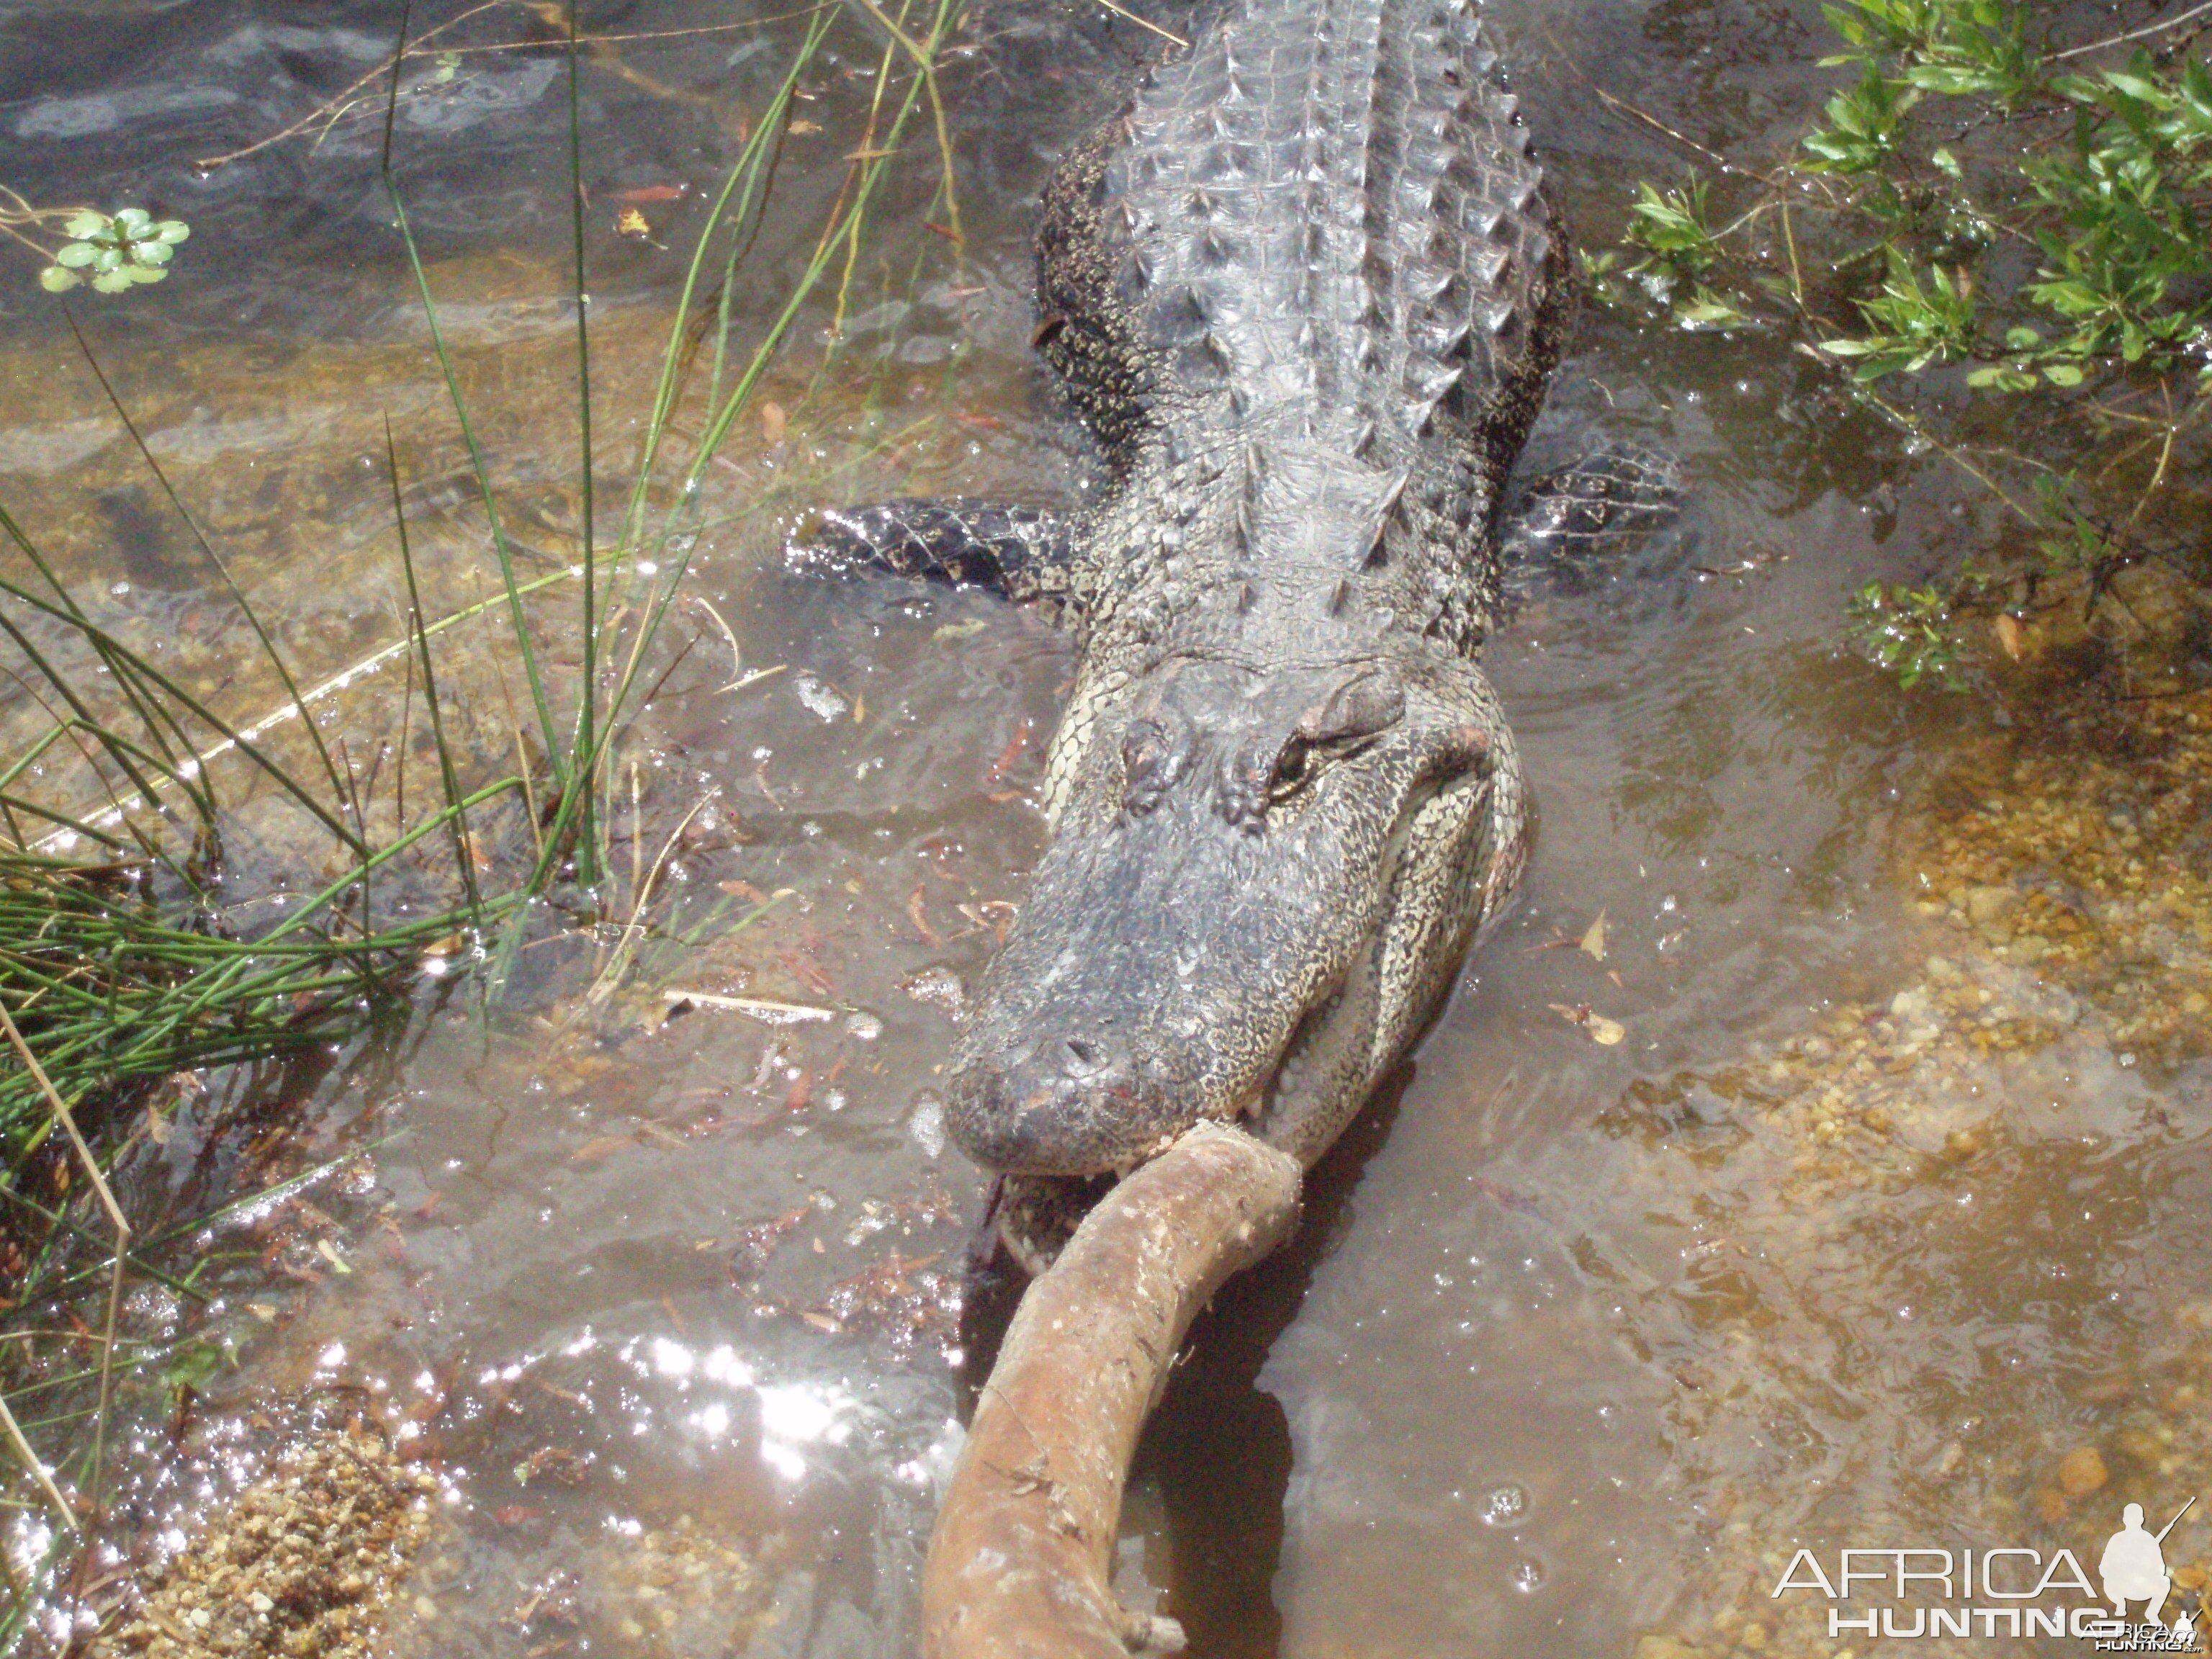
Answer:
[945, 1029, 1173, 1174]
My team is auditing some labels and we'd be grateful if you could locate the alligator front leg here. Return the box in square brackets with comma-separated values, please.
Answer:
[1499, 442, 1683, 567]
[786, 497, 1083, 616]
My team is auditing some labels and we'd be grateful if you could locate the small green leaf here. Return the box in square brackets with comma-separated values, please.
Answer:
[1965, 364, 2003, 387]
[123, 264, 167, 284]
[92, 246, 125, 272]
[53, 240, 99, 268]
[113, 207, 153, 233]
[61, 210, 107, 239]
[2003, 326, 2042, 350]
[153, 220, 189, 244]
[37, 265, 81, 292]
[131, 240, 174, 266]
[89, 269, 135, 293]
[2041, 361, 2085, 386]
[1930, 146, 1963, 179]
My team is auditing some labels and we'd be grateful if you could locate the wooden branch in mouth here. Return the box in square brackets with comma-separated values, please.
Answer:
[922, 1122, 1304, 1657]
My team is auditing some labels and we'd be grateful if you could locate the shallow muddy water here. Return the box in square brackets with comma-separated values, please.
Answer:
[5, 1, 2212, 1655]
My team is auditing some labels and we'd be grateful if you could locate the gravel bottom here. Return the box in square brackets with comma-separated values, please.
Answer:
[98, 1430, 435, 1659]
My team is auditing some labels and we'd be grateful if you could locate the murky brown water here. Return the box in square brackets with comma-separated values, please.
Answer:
[6, 1, 2212, 1655]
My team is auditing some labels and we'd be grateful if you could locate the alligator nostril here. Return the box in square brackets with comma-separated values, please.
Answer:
[1064, 1038, 1097, 1069]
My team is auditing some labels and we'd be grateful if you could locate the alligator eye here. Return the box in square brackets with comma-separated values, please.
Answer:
[1267, 739, 1312, 802]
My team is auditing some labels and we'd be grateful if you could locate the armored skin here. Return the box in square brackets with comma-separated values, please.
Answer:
[796, 0, 1575, 1202]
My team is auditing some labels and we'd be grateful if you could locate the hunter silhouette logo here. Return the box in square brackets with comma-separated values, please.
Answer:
[2102, 1500, 2189, 1622]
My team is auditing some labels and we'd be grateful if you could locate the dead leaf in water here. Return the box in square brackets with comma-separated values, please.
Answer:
[907, 884, 940, 945]
[569, 1134, 636, 1165]
[1550, 1002, 1627, 1046]
[615, 207, 652, 238]
[1579, 909, 1607, 961]
[1994, 613, 2025, 660]
[760, 400, 786, 444]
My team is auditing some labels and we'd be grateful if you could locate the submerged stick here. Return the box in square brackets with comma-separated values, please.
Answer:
[923, 1122, 1302, 1658]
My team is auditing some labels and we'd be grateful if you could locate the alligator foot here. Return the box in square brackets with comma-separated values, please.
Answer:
[784, 496, 1082, 615]
[1500, 441, 1684, 577]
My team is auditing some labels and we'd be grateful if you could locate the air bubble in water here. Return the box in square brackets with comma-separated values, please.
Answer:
[1511, 1558, 1545, 1594]
[1481, 1483, 1528, 1527]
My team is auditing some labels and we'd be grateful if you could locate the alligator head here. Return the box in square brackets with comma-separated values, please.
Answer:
[945, 645, 1527, 1177]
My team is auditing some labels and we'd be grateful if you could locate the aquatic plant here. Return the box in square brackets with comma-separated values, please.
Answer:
[37, 210, 189, 295]
[1595, 0, 2212, 686]
[0, 192, 188, 296]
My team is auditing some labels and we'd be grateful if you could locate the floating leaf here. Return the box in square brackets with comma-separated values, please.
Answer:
[1580, 909, 1608, 962]
[132, 239, 174, 266]
[615, 206, 652, 238]
[53, 241, 98, 268]
[153, 219, 189, 243]
[113, 207, 153, 233]
[1993, 613, 2025, 660]
[1550, 1002, 1627, 1046]
[37, 265, 79, 292]
[61, 210, 107, 239]
[90, 269, 135, 293]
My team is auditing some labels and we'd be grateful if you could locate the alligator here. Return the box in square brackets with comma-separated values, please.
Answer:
[792, 0, 1673, 1251]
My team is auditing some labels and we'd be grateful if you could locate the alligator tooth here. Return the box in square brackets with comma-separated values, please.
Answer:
[1236, 580, 1256, 613]
[1328, 577, 1354, 617]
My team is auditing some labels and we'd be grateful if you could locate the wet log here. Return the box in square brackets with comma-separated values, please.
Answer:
[922, 1121, 1303, 1658]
